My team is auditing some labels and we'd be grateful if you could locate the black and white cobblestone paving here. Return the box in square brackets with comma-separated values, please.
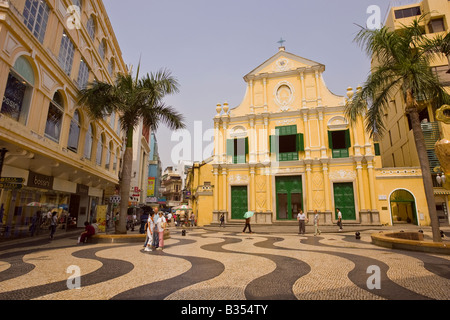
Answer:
[0, 229, 449, 300]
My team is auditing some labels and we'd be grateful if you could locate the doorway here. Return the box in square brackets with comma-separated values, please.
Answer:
[333, 182, 356, 220]
[231, 186, 248, 220]
[276, 176, 303, 220]
[390, 189, 418, 225]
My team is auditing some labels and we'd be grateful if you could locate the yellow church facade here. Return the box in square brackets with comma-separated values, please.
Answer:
[190, 47, 436, 228]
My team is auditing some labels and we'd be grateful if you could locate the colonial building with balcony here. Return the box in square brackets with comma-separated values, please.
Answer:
[378, 0, 450, 225]
[161, 166, 182, 209]
[0, 0, 127, 236]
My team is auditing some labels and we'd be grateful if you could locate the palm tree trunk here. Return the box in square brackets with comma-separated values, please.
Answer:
[406, 91, 441, 242]
[117, 127, 134, 234]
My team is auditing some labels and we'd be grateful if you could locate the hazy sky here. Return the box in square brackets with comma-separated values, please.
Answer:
[102, 0, 395, 169]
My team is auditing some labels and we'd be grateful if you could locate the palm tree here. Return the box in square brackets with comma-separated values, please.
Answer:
[78, 67, 185, 234]
[346, 17, 450, 242]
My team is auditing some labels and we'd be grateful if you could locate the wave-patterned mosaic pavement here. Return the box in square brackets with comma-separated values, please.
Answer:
[0, 229, 449, 300]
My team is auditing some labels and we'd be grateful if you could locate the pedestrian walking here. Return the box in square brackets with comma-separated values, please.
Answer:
[167, 212, 172, 226]
[144, 211, 155, 251]
[153, 207, 160, 249]
[297, 210, 307, 235]
[29, 211, 39, 236]
[313, 210, 321, 236]
[189, 212, 195, 228]
[337, 208, 343, 231]
[242, 217, 253, 233]
[156, 211, 166, 250]
[219, 213, 225, 228]
[49, 211, 58, 240]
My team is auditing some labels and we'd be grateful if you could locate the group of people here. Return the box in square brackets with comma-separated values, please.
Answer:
[297, 208, 343, 235]
[143, 206, 167, 252]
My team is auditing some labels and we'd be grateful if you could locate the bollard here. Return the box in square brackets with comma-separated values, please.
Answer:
[182, 229, 186, 236]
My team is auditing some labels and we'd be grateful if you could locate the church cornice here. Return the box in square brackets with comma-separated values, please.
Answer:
[244, 65, 325, 82]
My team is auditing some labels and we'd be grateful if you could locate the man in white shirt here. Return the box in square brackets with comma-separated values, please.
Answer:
[297, 210, 307, 235]
[337, 208, 343, 231]
[167, 212, 172, 226]
[144, 211, 155, 252]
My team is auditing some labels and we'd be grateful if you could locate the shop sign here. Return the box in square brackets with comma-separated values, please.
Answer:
[27, 171, 53, 190]
[0, 177, 25, 184]
[110, 195, 121, 204]
[0, 177, 24, 190]
[0, 182, 23, 190]
[76, 184, 89, 196]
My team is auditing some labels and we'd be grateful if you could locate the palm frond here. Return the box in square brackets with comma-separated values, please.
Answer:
[141, 102, 186, 132]
[78, 80, 116, 119]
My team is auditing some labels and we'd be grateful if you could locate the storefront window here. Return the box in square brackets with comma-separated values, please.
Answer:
[1, 57, 34, 125]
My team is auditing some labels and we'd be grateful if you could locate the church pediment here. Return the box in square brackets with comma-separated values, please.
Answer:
[226, 47, 345, 117]
[244, 48, 325, 81]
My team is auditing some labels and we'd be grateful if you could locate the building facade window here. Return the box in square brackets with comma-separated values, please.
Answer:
[45, 92, 64, 142]
[72, 0, 82, 10]
[84, 124, 94, 159]
[107, 59, 114, 76]
[113, 147, 119, 171]
[98, 39, 106, 60]
[116, 118, 121, 135]
[105, 141, 113, 170]
[23, 0, 50, 44]
[86, 15, 96, 41]
[394, 6, 421, 19]
[328, 129, 351, 158]
[96, 134, 104, 166]
[374, 143, 381, 156]
[77, 59, 89, 89]
[227, 137, 248, 164]
[58, 32, 75, 76]
[68, 110, 81, 153]
[270, 125, 305, 161]
[1, 56, 35, 125]
[428, 18, 445, 33]
[109, 111, 116, 130]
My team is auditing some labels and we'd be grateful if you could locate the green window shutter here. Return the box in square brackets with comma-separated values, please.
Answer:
[276, 125, 297, 136]
[297, 133, 305, 152]
[345, 129, 351, 148]
[374, 143, 380, 156]
[245, 137, 249, 155]
[226, 139, 234, 156]
[328, 131, 333, 149]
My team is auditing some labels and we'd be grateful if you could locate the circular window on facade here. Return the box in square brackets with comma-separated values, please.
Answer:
[274, 82, 294, 110]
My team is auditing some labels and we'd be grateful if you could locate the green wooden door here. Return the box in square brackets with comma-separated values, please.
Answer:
[276, 176, 303, 220]
[333, 182, 356, 220]
[231, 186, 248, 220]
